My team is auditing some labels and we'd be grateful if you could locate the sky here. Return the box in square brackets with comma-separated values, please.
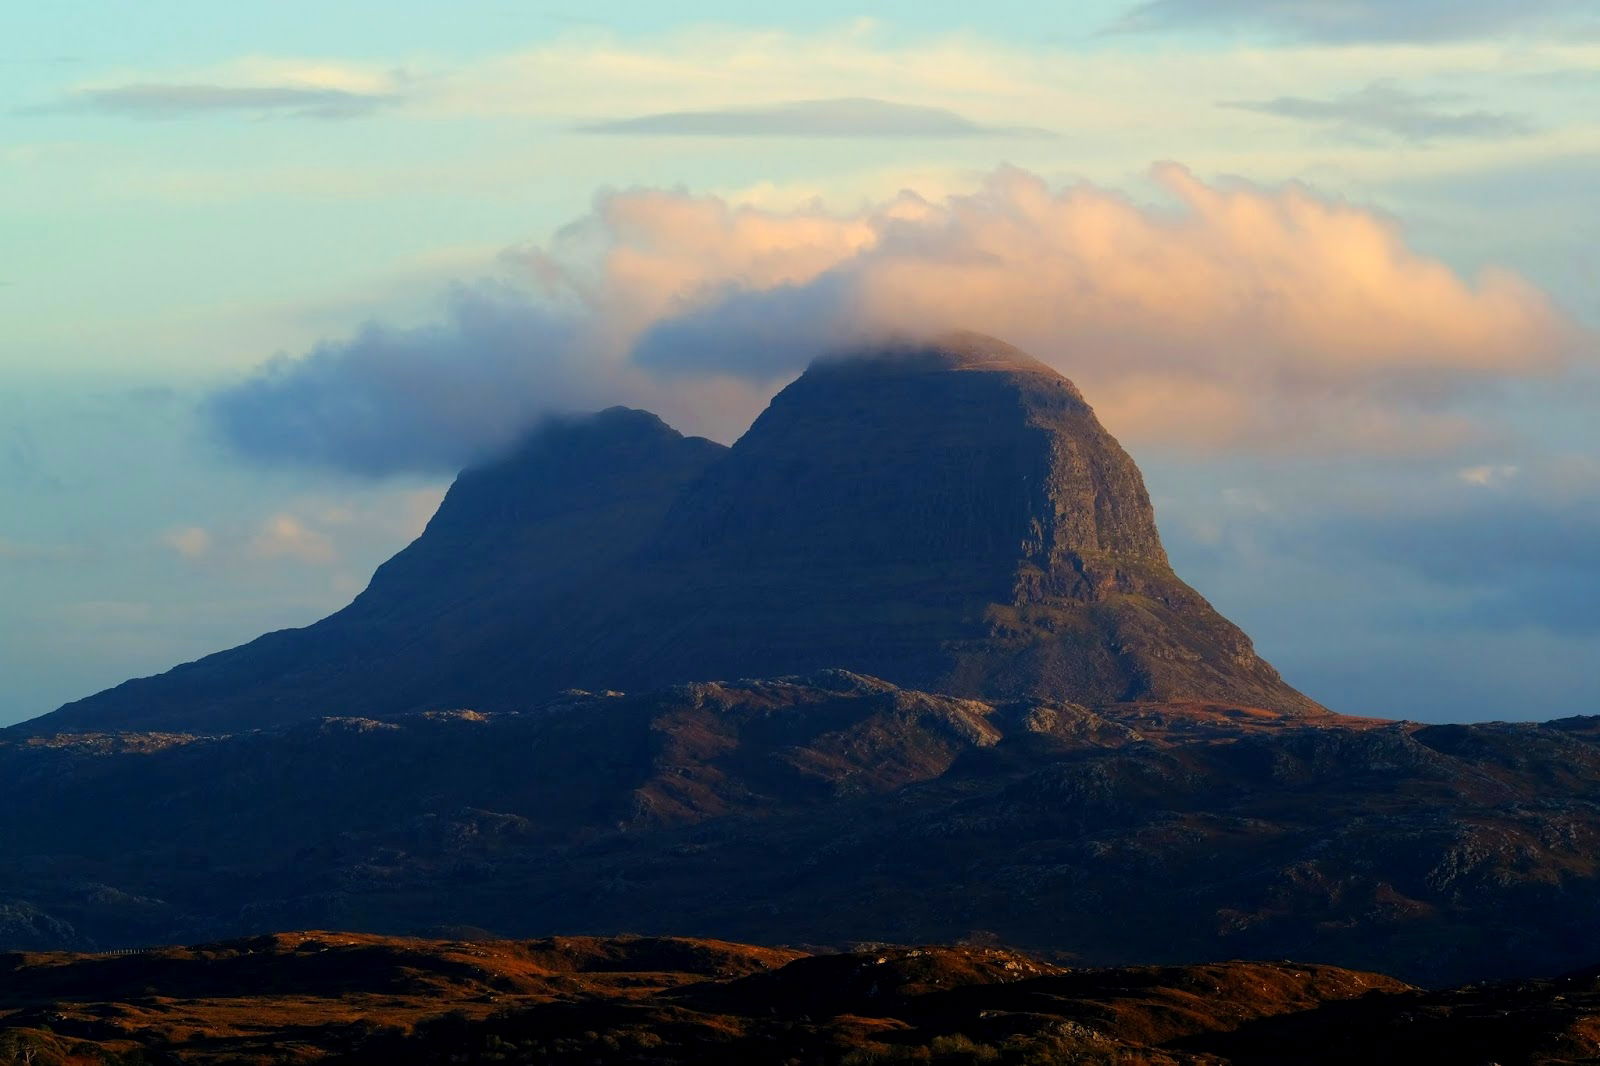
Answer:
[3, 0, 1599, 725]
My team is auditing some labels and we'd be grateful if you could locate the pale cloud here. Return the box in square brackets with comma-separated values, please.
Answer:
[160, 526, 212, 559]
[29, 28, 1600, 215]
[577, 97, 1051, 138]
[210, 164, 1589, 472]
[1075, 373, 1489, 453]
[33, 27, 1598, 163]
[295, 489, 446, 540]
[1110, 0, 1596, 43]
[431, 26, 1600, 126]
[416, 23, 1600, 141]
[245, 514, 336, 565]
[158, 492, 442, 571]
[398, 488, 449, 537]
[27, 59, 407, 120]
[221, 58, 402, 98]
[1458, 463, 1521, 487]
[430, 21, 1044, 121]
[1225, 81, 1537, 144]
[625, 164, 1581, 449]
[329, 572, 366, 600]
[207, 285, 776, 474]
[210, 294, 599, 475]
[37, 83, 400, 120]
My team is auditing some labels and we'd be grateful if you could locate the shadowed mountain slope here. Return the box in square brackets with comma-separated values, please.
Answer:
[27, 407, 726, 735]
[15, 332, 1318, 736]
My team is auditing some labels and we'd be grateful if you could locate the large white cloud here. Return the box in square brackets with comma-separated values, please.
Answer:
[210, 164, 1589, 473]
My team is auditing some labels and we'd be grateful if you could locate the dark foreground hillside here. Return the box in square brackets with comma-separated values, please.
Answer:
[5, 673, 1600, 986]
[4, 932, 1600, 1065]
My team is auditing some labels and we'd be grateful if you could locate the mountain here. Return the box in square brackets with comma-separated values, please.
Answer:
[5, 672, 1599, 986]
[16, 333, 1317, 737]
[615, 333, 1318, 711]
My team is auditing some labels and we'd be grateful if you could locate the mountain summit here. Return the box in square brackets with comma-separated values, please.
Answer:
[19, 333, 1319, 735]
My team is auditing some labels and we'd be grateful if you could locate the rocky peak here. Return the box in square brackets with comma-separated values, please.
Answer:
[659, 332, 1166, 585]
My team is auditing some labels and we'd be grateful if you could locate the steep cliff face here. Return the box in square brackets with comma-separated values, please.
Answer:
[15, 332, 1320, 736]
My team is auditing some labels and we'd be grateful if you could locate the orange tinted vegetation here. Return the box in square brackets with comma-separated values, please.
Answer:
[5, 934, 1600, 1065]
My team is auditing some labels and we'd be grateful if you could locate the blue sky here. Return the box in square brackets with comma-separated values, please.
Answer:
[3, 0, 1598, 724]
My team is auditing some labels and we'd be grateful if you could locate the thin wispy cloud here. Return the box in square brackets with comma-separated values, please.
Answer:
[1224, 81, 1537, 144]
[30, 82, 402, 120]
[577, 97, 1051, 138]
[1110, 0, 1595, 43]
